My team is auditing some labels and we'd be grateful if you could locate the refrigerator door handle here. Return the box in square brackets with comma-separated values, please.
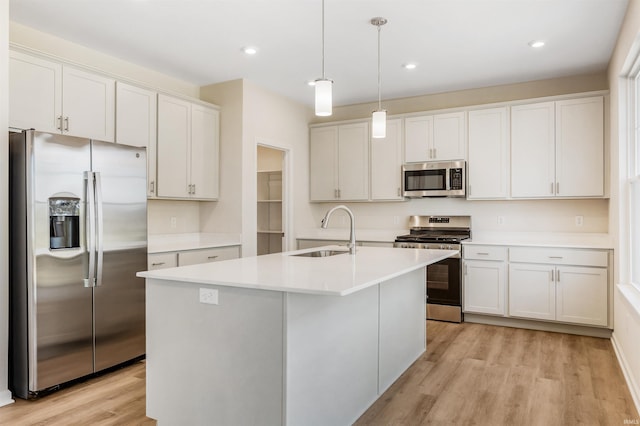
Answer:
[95, 172, 104, 287]
[85, 171, 97, 287]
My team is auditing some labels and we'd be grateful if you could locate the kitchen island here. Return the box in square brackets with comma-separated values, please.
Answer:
[137, 245, 456, 425]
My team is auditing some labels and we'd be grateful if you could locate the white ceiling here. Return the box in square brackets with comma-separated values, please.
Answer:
[9, 0, 630, 108]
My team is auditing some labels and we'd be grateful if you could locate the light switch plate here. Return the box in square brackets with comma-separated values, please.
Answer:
[199, 288, 219, 305]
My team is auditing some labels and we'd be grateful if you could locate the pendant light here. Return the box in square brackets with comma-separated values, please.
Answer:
[371, 17, 387, 138]
[315, 0, 332, 116]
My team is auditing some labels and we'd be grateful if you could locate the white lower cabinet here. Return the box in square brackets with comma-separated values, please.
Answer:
[147, 246, 240, 270]
[178, 246, 240, 266]
[463, 244, 610, 328]
[508, 247, 609, 327]
[463, 245, 507, 316]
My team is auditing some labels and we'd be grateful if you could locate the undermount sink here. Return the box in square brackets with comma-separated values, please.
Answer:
[291, 249, 349, 258]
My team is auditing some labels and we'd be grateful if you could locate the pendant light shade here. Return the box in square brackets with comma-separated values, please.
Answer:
[315, 0, 332, 116]
[372, 110, 387, 138]
[371, 17, 387, 138]
[315, 79, 332, 116]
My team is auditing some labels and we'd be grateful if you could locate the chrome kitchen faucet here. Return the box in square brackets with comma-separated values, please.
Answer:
[320, 205, 356, 254]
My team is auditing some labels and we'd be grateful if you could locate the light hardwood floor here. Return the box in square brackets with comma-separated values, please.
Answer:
[0, 322, 637, 425]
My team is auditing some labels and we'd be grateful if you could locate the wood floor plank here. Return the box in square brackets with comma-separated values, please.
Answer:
[0, 322, 637, 425]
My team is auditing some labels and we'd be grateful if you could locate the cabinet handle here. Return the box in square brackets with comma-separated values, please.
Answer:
[548, 256, 563, 259]
[150, 181, 155, 194]
[550, 270, 554, 282]
[397, 187, 401, 197]
[57, 116, 63, 130]
[192, 184, 196, 195]
[429, 148, 433, 159]
[550, 182, 554, 194]
[151, 262, 165, 266]
[64, 117, 69, 132]
[556, 182, 560, 194]
[433, 148, 437, 159]
[337, 189, 341, 198]
[469, 185, 472, 196]
[207, 255, 219, 260]
[556, 269, 560, 282]
[464, 264, 468, 275]
[476, 252, 489, 255]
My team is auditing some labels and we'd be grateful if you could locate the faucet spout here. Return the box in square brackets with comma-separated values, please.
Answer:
[320, 205, 356, 255]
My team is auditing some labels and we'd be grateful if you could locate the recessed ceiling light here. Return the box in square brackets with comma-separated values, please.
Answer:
[528, 40, 545, 48]
[242, 46, 258, 55]
[403, 63, 417, 70]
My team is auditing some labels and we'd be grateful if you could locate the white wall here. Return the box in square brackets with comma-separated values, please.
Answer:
[0, 0, 13, 407]
[200, 79, 312, 256]
[608, 0, 640, 412]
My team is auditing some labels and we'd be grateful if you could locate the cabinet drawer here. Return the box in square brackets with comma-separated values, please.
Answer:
[463, 245, 507, 261]
[178, 246, 240, 266]
[148, 252, 178, 270]
[509, 247, 608, 267]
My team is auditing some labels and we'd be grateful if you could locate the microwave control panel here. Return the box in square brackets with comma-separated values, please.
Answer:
[449, 168, 464, 190]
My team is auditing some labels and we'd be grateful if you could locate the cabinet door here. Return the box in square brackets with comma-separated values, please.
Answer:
[508, 263, 555, 321]
[190, 104, 220, 200]
[463, 260, 506, 316]
[338, 122, 369, 200]
[157, 94, 191, 198]
[148, 252, 178, 270]
[62, 66, 115, 141]
[467, 107, 509, 199]
[115, 82, 157, 197]
[178, 246, 240, 266]
[556, 266, 607, 326]
[371, 119, 403, 200]
[511, 102, 555, 198]
[555, 96, 604, 197]
[9, 50, 62, 133]
[432, 111, 466, 161]
[404, 115, 432, 162]
[309, 127, 339, 201]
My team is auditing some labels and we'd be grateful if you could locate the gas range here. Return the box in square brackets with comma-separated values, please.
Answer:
[393, 215, 471, 253]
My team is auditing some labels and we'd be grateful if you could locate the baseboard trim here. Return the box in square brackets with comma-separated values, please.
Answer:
[0, 389, 14, 408]
[611, 332, 640, 415]
[464, 314, 613, 338]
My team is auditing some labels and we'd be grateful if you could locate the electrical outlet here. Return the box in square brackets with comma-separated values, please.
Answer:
[199, 288, 219, 305]
[170, 216, 177, 229]
[575, 215, 584, 227]
[497, 216, 504, 225]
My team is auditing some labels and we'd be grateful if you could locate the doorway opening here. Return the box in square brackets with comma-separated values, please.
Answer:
[257, 145, 285, 255]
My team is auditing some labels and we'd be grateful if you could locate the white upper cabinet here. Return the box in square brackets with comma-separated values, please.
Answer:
[115, 82, 157, 197]
[511, 101, 556, 198]
[309, 122, 368, 201]
[404, 111, 466, 162]
[467, 107, 509, 199]
[511, 96, 604, 198]
[190, 104, 220, 200]
[156, 94, 219, 200]
[9, 50, 115, 141]
[555, 97, 604, 197]
[62, 66, 115, 141]
[371, 119, 403, 200]
[9, 50, 62, 133]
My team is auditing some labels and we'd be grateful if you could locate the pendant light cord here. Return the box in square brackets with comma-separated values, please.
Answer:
[321, 0, 325, 79]
[377, 23, 381, 110]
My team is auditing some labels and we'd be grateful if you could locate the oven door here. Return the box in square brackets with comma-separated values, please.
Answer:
[426, 256, 461, 306]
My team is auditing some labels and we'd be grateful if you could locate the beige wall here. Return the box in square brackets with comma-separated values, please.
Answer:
[607, 0, 640, 412]
[199, 80, 245, 237]
[9, 22, 199, 98]
[312, 72, 608, 123]
[0, 0, 11, 407]
[200, 79, 313, 255]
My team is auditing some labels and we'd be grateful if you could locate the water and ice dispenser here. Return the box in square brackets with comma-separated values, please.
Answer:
[49, 197, 80, 249]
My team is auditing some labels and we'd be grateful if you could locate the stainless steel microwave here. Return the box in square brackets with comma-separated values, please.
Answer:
[402, 160, 466, 198]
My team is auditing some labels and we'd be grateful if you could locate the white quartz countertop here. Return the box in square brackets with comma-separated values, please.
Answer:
[464, 232, 614, 249]
[296, 228, 405, 243]
[138, 245, 456, 296]
[148, 233, 242, 254]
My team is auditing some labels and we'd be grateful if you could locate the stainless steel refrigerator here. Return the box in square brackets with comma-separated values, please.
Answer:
[9, 130, 147, 399]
